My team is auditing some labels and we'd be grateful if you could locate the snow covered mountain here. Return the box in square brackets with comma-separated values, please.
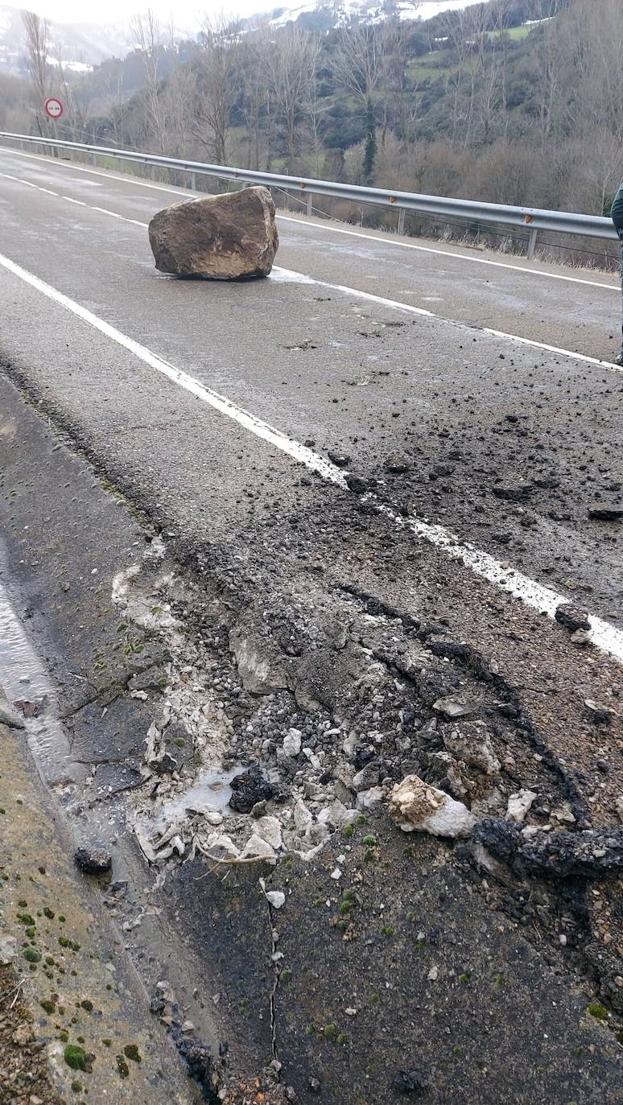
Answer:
[0, 0, 484, 79]
[268, 0, 484, 27]
[0, 4, 138, 75]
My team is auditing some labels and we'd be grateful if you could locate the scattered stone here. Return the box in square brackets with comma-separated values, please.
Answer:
[229, 765, 275, 813]
[352, 763, 380, 792]
[433, 696, 478, 720]
[345, 474, 370, 494]
[265, 890, 285, 909]
[584, 699, 616, 725]
[393, 1069, 427, 1096]
[282, 729, 302, 758]
[506, 789, 537, 824]
[202, 834, 240, 863]
[74, 843, 112, 875]
[203, 810, 224, 827]
[384, 453, 411, 474]
[356, 786, 385, 813]
[13, 699, 43, 719]
[588, 506, 623, 522]
[443, 722, 500, 776]
[0, 935, 18, 964]
[293, 798, 313, 832]
[318, 800, 353, 830]
[239, 834, 276, 863]
[491, 482, 533, 501]
[177, 1035, 214, 1091]
[148, 186, 278, 279]
[570, 629, 592, 646]
[554, 603, 590, 632]
[389, 775, 476, 839]
[0, 698, 26, 728]
[328, 452, 350, 468]
[615, 797, 623, 823]
[551, 801, 576, 824]
[255, 816, 283, 850]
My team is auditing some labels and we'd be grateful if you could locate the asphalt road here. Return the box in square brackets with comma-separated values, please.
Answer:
[0, 145, 621, 623]
[2, 145, 623, 1103]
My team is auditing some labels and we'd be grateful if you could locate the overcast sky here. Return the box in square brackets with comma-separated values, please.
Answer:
[16, 1, 264, 26]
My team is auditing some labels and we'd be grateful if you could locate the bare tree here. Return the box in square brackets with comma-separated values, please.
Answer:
[192, 15, 240, 165]
[240, 24, 273, 169]
[333, 24, 383, 180]
[131, 9, 166, 152]
[267, 26, 319, 171]
[22, 11, 50, 132]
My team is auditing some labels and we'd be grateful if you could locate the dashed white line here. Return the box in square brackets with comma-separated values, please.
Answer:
[1, 146, 619, 293]
[0, 246, 622, 664]
[1, 168, 621, 375]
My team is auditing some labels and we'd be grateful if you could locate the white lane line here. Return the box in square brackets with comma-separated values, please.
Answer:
[0, 148, 191, 198]
[0, 249, 348, 489]
[2, 168, 621, 374]
[279, 214, 620, 292]
[377, 504, 623, 663]
[1, 246, 622, 664]
[273, 267, 623, 371]
[1, 147, 618, 293]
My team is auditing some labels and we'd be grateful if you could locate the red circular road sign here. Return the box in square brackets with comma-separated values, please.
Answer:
[44, 97, 64, 120]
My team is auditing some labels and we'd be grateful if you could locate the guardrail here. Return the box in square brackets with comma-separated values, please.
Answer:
[0, 131, 618, 259]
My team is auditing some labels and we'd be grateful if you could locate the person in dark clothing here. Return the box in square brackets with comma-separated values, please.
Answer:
[611, 183, 623, 365]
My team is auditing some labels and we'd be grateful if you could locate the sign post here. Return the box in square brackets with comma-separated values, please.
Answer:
[43, 98, 64, 157]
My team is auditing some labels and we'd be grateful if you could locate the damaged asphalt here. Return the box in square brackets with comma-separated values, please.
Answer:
[1, 150, 623, 1102]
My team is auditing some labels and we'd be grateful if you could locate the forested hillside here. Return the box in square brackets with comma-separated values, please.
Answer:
[7, 0, 623, 222]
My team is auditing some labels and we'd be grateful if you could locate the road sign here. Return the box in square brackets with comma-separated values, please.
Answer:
[44, 97, 64, 121]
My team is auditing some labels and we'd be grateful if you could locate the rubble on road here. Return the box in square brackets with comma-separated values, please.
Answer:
[474, 820, 623, 879]
[554, 603, 590, 632]
[74, 842, 112, 875]
[389, 774, 476, 838]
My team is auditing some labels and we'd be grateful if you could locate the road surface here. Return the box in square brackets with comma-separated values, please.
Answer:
[1, 145, 623, 1104]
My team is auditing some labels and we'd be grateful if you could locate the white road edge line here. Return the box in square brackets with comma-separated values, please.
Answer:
[0, 248, 348, 489]
[1, 146, 618, 293]
[1, 246, 622, 664]
[2, 169, 621, 375]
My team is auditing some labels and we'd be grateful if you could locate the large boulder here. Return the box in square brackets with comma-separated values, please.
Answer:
[148, 185, 279, 280]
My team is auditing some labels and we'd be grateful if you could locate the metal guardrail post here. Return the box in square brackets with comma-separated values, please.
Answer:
[190, 171, 196, 191]
[527, 227, 539, 260]
[306, 193, 312, 217]
[397, 209, 406, 236]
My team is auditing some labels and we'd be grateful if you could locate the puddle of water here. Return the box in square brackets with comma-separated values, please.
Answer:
[0, 575, 76, 786]
[153, 766, 241, 829]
